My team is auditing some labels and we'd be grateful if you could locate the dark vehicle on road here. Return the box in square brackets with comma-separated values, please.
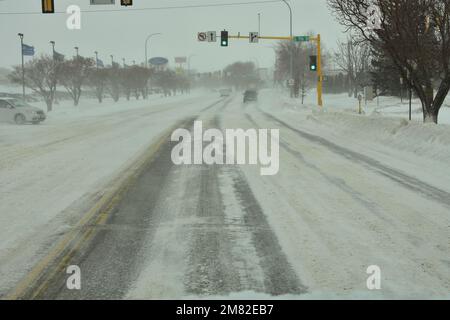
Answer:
[243, 90, 258, 103]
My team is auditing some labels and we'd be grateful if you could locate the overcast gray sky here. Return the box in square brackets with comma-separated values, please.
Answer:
[0, 0, 347, 71]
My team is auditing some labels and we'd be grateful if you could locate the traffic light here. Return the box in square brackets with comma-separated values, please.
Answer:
[121, 0, 133, 6]
[221, 31, 229, 47]
[309, 55, 318, 72]
[42, 0, 55, 14]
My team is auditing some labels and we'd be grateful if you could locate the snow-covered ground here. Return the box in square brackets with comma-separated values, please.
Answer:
[270, 90, 450, 189]
[214, 89, 450, 299]
[0, 88, 448, 299]
[0, 91, 219, 294]
[316, 90, 450, 125]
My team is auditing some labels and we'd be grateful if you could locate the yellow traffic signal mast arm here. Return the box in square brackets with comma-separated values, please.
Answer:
[229, 35, 292, 41]
[316, 34, 323, 107]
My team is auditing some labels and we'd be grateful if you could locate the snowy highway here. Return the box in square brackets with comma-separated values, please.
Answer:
[1, 91, 449, 300]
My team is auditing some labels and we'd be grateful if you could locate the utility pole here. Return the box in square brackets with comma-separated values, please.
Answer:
[110, 55, 114, 66]
[122, 58, 126, 68]
[18, 33, 25, 100]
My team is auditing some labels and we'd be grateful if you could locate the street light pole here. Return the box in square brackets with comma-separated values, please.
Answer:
[50, 41, 55, 58]
[145, 33, 162, 69]
[144, 33, 162, 98]
[74, 46, 79, 58]
[110, 55, 114, 66]
[50, 41, 58, 103]
[95, 51, 99, 69]
[258, 13, 261, 35]
[281, 0, 294, 96]
[18, 33, 25, 100]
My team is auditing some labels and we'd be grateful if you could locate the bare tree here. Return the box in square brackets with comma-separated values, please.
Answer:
[88, 68, 108, 103]
[106, 63, 121, 102]
[328, 0, 450, 123]
[58, 56, 95, 106]
[334, 38, 372, 97]
[119, 66, 152, 101]
[8, 55, 57, 112]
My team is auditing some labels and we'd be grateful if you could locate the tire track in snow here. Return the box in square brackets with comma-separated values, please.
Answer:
[184, 163, 242, 296]
[256, 106, 450, 208]
[244, 113, 394, 225]
[24, 118, 197, 300]
[228, 168, 308, 295]
[213, 114, 307, 296]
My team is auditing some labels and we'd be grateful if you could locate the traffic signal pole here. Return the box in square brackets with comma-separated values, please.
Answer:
[312, 34, 323, 108]
[209, 31, 324, 108]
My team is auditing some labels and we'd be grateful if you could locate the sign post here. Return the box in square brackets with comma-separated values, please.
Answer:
[358, 94, 363, 115]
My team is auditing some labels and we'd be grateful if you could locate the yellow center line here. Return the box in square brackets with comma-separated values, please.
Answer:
[3, 123, 178, 300]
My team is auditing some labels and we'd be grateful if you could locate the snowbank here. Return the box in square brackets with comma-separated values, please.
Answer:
[306, 111, 450, 163]
[264, 89, 450, 163]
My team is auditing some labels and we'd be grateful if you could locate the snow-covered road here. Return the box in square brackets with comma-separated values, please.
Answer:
[1, 90, 448, 299]
[0, 92, 221, 295]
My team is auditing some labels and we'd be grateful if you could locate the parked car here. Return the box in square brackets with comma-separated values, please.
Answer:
[219, 88, 232, 97]
[243, 90, 258, 103]
[0, 98, 46, 125]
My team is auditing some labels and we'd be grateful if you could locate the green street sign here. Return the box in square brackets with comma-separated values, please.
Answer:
[294, 36, 310, 42]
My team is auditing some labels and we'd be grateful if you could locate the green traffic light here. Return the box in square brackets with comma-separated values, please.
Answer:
[309, 55, 318, 72]
[221, 30, 229, 47]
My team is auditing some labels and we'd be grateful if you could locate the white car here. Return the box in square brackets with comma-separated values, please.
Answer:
[0, 98, 46, 125]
